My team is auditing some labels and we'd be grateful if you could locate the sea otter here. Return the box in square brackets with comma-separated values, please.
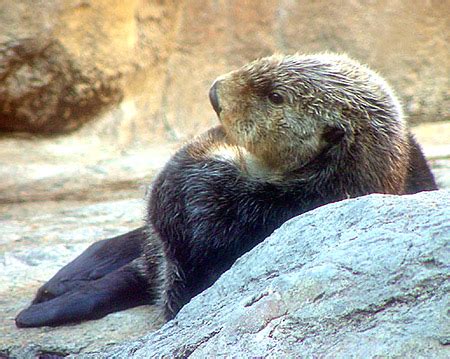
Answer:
[16, 53, 437, 327]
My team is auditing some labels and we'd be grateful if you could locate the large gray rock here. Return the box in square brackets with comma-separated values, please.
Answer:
[99, 190, 450, 358]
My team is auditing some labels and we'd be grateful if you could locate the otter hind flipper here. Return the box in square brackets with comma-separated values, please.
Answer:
[15, 258, 150, 328]
[15, 227, 153, 328]
[31, 226, 146, 304]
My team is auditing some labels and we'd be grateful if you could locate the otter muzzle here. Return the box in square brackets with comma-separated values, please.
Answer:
[209, 80, 222, 115]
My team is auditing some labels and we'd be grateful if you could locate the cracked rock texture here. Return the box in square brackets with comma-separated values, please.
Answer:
[96, 190, 450, 358]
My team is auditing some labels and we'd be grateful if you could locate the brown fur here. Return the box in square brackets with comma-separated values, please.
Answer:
[15, 53, 437, 328]
[212, 53, 411, 193]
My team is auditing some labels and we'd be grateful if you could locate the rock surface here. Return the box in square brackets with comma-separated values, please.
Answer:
[1, 122, 448, 220]
[94, 190, 450, 358]
[0, 0, 180, 133]
[1, 0, 448, 135]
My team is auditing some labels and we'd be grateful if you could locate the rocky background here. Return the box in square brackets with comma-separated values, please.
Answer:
[0, 0, 449, 357]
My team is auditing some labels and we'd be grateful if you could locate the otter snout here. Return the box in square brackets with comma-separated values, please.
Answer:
[209, 80, 222, 115]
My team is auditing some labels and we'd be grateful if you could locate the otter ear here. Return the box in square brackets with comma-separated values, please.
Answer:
[322, 126, 346, 145]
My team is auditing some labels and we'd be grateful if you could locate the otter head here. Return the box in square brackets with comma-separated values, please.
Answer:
[209, 53, 406, 176]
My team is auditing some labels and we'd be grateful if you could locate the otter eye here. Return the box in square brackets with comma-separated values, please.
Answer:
[268, 92, 284, 105]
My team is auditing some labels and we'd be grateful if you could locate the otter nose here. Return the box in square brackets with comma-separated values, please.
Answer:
[209, 80, 222, 115]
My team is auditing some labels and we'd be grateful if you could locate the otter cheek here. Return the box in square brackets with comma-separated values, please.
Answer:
[220, 111, 244, 144]
[220, 113, 232, 130]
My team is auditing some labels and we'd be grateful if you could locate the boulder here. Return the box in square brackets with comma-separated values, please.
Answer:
[0, 0, 179, 133]
[96, 190, 450, 358]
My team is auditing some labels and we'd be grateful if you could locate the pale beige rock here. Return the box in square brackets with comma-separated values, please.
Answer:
[0, 0, 448, 136]
[0, 0, 180, 133]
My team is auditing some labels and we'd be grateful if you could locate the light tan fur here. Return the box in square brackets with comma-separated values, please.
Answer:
[212, 53, 410, 193]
